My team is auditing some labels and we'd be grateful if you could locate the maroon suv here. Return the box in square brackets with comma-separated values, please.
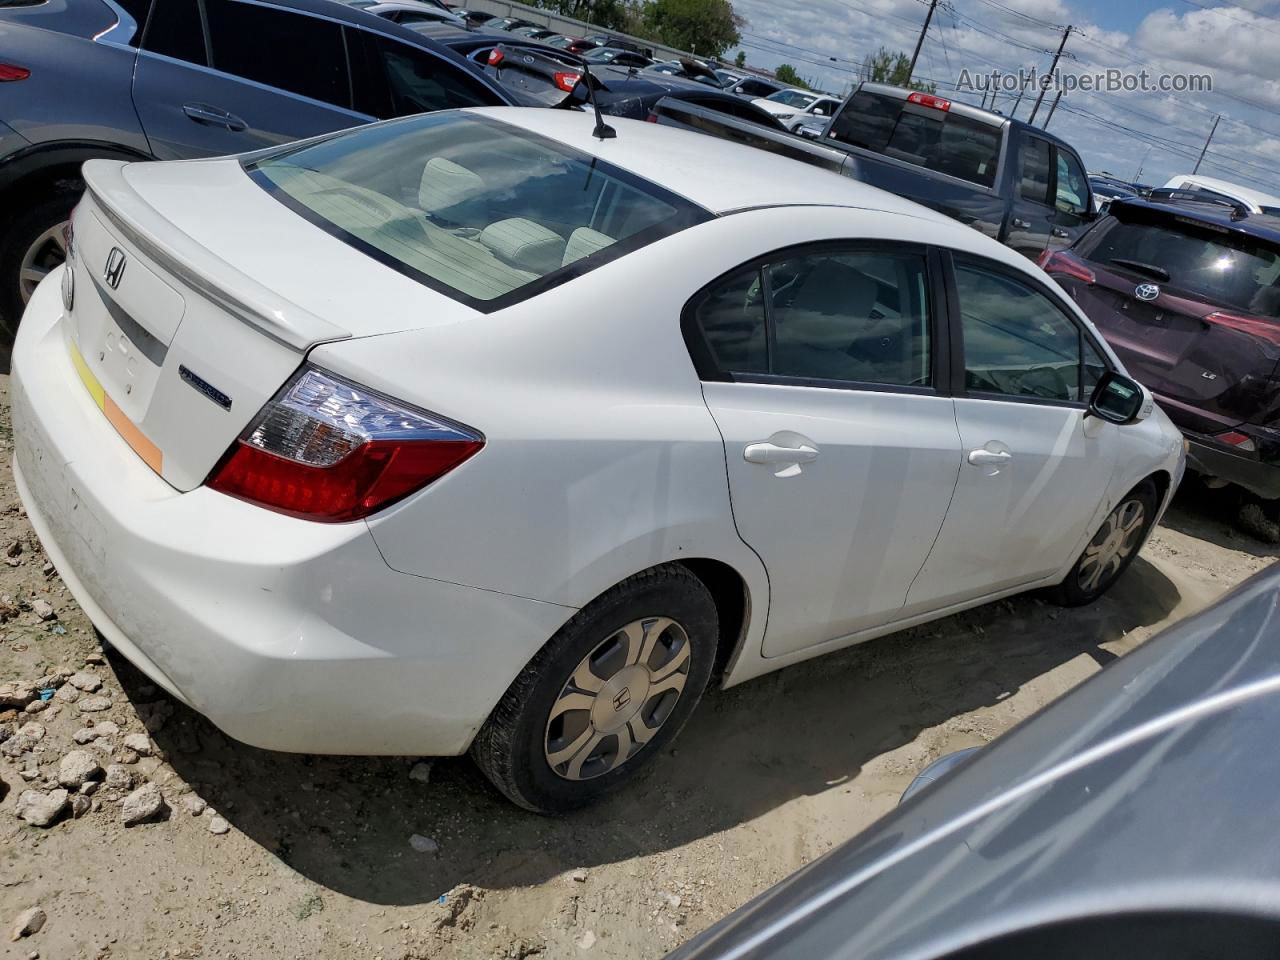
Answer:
[1041, 195, 1280, 498]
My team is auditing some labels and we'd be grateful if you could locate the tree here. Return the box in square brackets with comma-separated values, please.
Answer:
[773, 63, 810, 90]
[531, 0, 638, 34]
[640, 0, 742, 58]
[861, 47, 936, 92]
[734, 49, 746, 68]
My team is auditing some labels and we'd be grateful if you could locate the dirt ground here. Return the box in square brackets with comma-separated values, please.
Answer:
[0, 370, 1275, 960]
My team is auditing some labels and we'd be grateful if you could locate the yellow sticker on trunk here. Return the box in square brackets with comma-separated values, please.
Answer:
[69, 340, 163, 475]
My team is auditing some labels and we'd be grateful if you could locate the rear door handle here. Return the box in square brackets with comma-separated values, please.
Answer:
[183, 102, 247, 132]
[745, 441, 819, 465]
[1012, 218, 1032, 229]
[1051, 227, 1070, 239]
[968, 448, 1012, 466]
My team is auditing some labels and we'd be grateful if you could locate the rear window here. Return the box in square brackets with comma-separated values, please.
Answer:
[246, 112, 710, 310]
[1083, 212, 1280, 318]
[828, 90, 1002, 189]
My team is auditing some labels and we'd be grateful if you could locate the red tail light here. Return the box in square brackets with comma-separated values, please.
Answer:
[553, 71, 582, 92]
[645, 112, 658, 123]
[487, 48, 504, 65]
[1203, 311, 1280, 347]
[907, 91, 950, 111]
[1217, 430, 1258, 452]
[207, 368, 483, 523]
[1038, 249, 1096, 285]
[0, 63, 30, 82]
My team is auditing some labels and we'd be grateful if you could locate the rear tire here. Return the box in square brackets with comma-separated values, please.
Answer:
[1049, 480, 1158, 607]
[471, 564, 717, 813]
[0, 185, 80, 338]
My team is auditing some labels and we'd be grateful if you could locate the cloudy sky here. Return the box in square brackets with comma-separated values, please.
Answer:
[727, 0, 1280, 192]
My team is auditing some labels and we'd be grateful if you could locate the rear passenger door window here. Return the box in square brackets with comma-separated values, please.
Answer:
[1019, 136, 1052, 204]
[954, 261, 1090, 403]
[204, 0, 349, 108]
[352, 31, 503, 118]
[688, 246, 932, 389]
[141, 0, 208, 65]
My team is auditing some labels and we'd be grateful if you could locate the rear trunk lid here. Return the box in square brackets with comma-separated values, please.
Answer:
[64, 157, 472, 491]
[1069, 204, 1280, 434]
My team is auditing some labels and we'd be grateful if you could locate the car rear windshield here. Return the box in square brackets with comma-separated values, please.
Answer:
[245, 112, 710, 310]
[1083, 210, 1280, 318]
[827, 90, 1002, 189]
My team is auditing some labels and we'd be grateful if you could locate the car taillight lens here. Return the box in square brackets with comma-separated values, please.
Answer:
[645, 112, 658, 123]
[1203, 311, 1280, 347]
[907, 91, 949, 111]
[487, 48, 504, 65]
[1038, 249, 1096, 285]
[0, 63, 29, 81]
[206, 368, 483, 523]
[554, 71, 582, 92]
[1218, 430, 1258, 452]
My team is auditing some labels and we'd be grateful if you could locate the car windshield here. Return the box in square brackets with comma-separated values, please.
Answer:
[246, 112, 710, 309]
[1086, 212, 1280, 318]
[767, 90, 817, 107]
[584, 47, 619, 61]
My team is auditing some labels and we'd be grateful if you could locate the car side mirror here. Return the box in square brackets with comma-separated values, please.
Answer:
[1088, 371, 1152, 424]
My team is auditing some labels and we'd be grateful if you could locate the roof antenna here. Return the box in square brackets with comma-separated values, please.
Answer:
[578, 61, 616, 140]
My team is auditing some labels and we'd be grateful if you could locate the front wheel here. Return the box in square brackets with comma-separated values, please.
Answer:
[471, 565, 717, 813]
[1050, 480, 1158, 606]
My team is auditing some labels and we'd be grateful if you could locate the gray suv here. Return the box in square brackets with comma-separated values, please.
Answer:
[0, 0, 515, 330]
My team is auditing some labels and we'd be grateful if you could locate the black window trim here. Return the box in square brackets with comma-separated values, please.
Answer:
[945, 249, 1114, 410]
[1051, 143, 1092, 219]
[1018, 132, 1054, 208]
[680, 238, 950, 397]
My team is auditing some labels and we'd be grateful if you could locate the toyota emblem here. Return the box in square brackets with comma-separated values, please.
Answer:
[1135, 283, 1160, 302]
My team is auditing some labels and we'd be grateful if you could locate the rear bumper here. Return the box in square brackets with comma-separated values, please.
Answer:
[1186, 435, 1280, 499]
[11, 272, 573, 755]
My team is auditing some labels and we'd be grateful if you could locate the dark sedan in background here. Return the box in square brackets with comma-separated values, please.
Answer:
[668, 563, 1280, 960]
[1042, 194, 1280, 500]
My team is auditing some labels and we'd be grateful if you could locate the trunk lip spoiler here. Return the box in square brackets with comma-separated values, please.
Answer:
[82, 159, 352, 353]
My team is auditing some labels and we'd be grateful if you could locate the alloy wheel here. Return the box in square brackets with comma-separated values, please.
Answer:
[1078, 497, 1146, 593]
[19, 221, 69, 306]
[544, 616, 691, 781]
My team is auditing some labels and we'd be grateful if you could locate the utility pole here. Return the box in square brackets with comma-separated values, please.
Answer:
[1134, 146, 1152, 182]
[1042, 89, 1063, 128]
[1010, 86, 1025, 119]
[906, 0, 939, 84]
[1193, 114, 1221, 174]
[1028, 24, 1071, 125]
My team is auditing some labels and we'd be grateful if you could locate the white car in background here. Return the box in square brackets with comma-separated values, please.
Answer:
[12, 108, 1183, 813]
[751, 89, 842, 130]
[1161, 174, 1280, 215]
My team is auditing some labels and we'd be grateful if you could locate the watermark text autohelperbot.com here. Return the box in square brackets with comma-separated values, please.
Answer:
[955, 67, 1213, 95]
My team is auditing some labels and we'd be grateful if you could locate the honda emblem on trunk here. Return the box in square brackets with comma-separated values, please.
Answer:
[103, 247, 127, 290]
[1135, 283, 1160, 302]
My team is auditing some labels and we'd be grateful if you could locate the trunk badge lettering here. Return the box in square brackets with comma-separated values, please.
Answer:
[104, 247, 127, 290]
[1135, 283, 1160, 301]
[179, 365, 232, 411]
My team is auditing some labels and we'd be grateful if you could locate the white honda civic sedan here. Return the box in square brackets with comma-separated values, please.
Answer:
[12, 108, 1184, 812]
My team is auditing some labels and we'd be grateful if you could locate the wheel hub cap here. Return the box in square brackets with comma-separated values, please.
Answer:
[19, 221, 69, 306]
[544, 616, 691, 781]
[1078, 497, 1146, 592]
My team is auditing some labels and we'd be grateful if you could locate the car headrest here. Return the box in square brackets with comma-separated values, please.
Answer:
[478, 218, 566, 275]
[562, 227, 615, 267]
[419, 157, 484, 214]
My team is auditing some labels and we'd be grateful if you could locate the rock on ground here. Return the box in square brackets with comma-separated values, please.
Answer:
[77, 696, 112, 713]
[207, 815, 230, 835]
[122, 733, 153, 756]
[9, 906, 45, 942]
[58, 750, 102, 789]
[67, 672, 102, 692]
[30, 598, 54, 620]
[15, 789, 69, 828]
[120, 783, 165, 826]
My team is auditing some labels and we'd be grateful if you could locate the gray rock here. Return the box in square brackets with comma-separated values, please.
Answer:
[103, 764, 133, 792]
[408, 834, 439, 854]
[58, 751, 102, 789]
[78, 781, 99, 796]
[30, 599, 54, 621]
[69, 794, 91, 818]
[1, 734, 36, 759]
[408, 761, 432, 784]
[41, 560, 55, 576]
[122, 733, 152, 756]
[53, 685, 78, 704]
[5, 540, 22, 559]
[92, 721, 119, 737]
[77, 697, 111, 713]
[67, 673, 101, 693]
[207, 815, 230, 835]
[120, 782, 164, 826]
[9, 906, 45, 941]
[72, 728, 96, 745]
[181, 796, 207, 817]
[0, 682, 35, 709]
[22, 700, 47, 715]
[15, 789, 68, 827]
[16, 723, 44, 741]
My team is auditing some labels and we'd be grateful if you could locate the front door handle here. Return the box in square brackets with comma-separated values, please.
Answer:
[968, 448, 1012, 466]
[745, 441, 819, 465]
[183, 102, 248, 132]
[1051, 227, 1070, 239]
[1012, 217, 1032, 229]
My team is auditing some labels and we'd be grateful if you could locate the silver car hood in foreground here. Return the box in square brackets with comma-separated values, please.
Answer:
[669, 565, 1280, 960]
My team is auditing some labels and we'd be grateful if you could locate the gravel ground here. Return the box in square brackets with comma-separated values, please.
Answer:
[1, 368, 1275, 960]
